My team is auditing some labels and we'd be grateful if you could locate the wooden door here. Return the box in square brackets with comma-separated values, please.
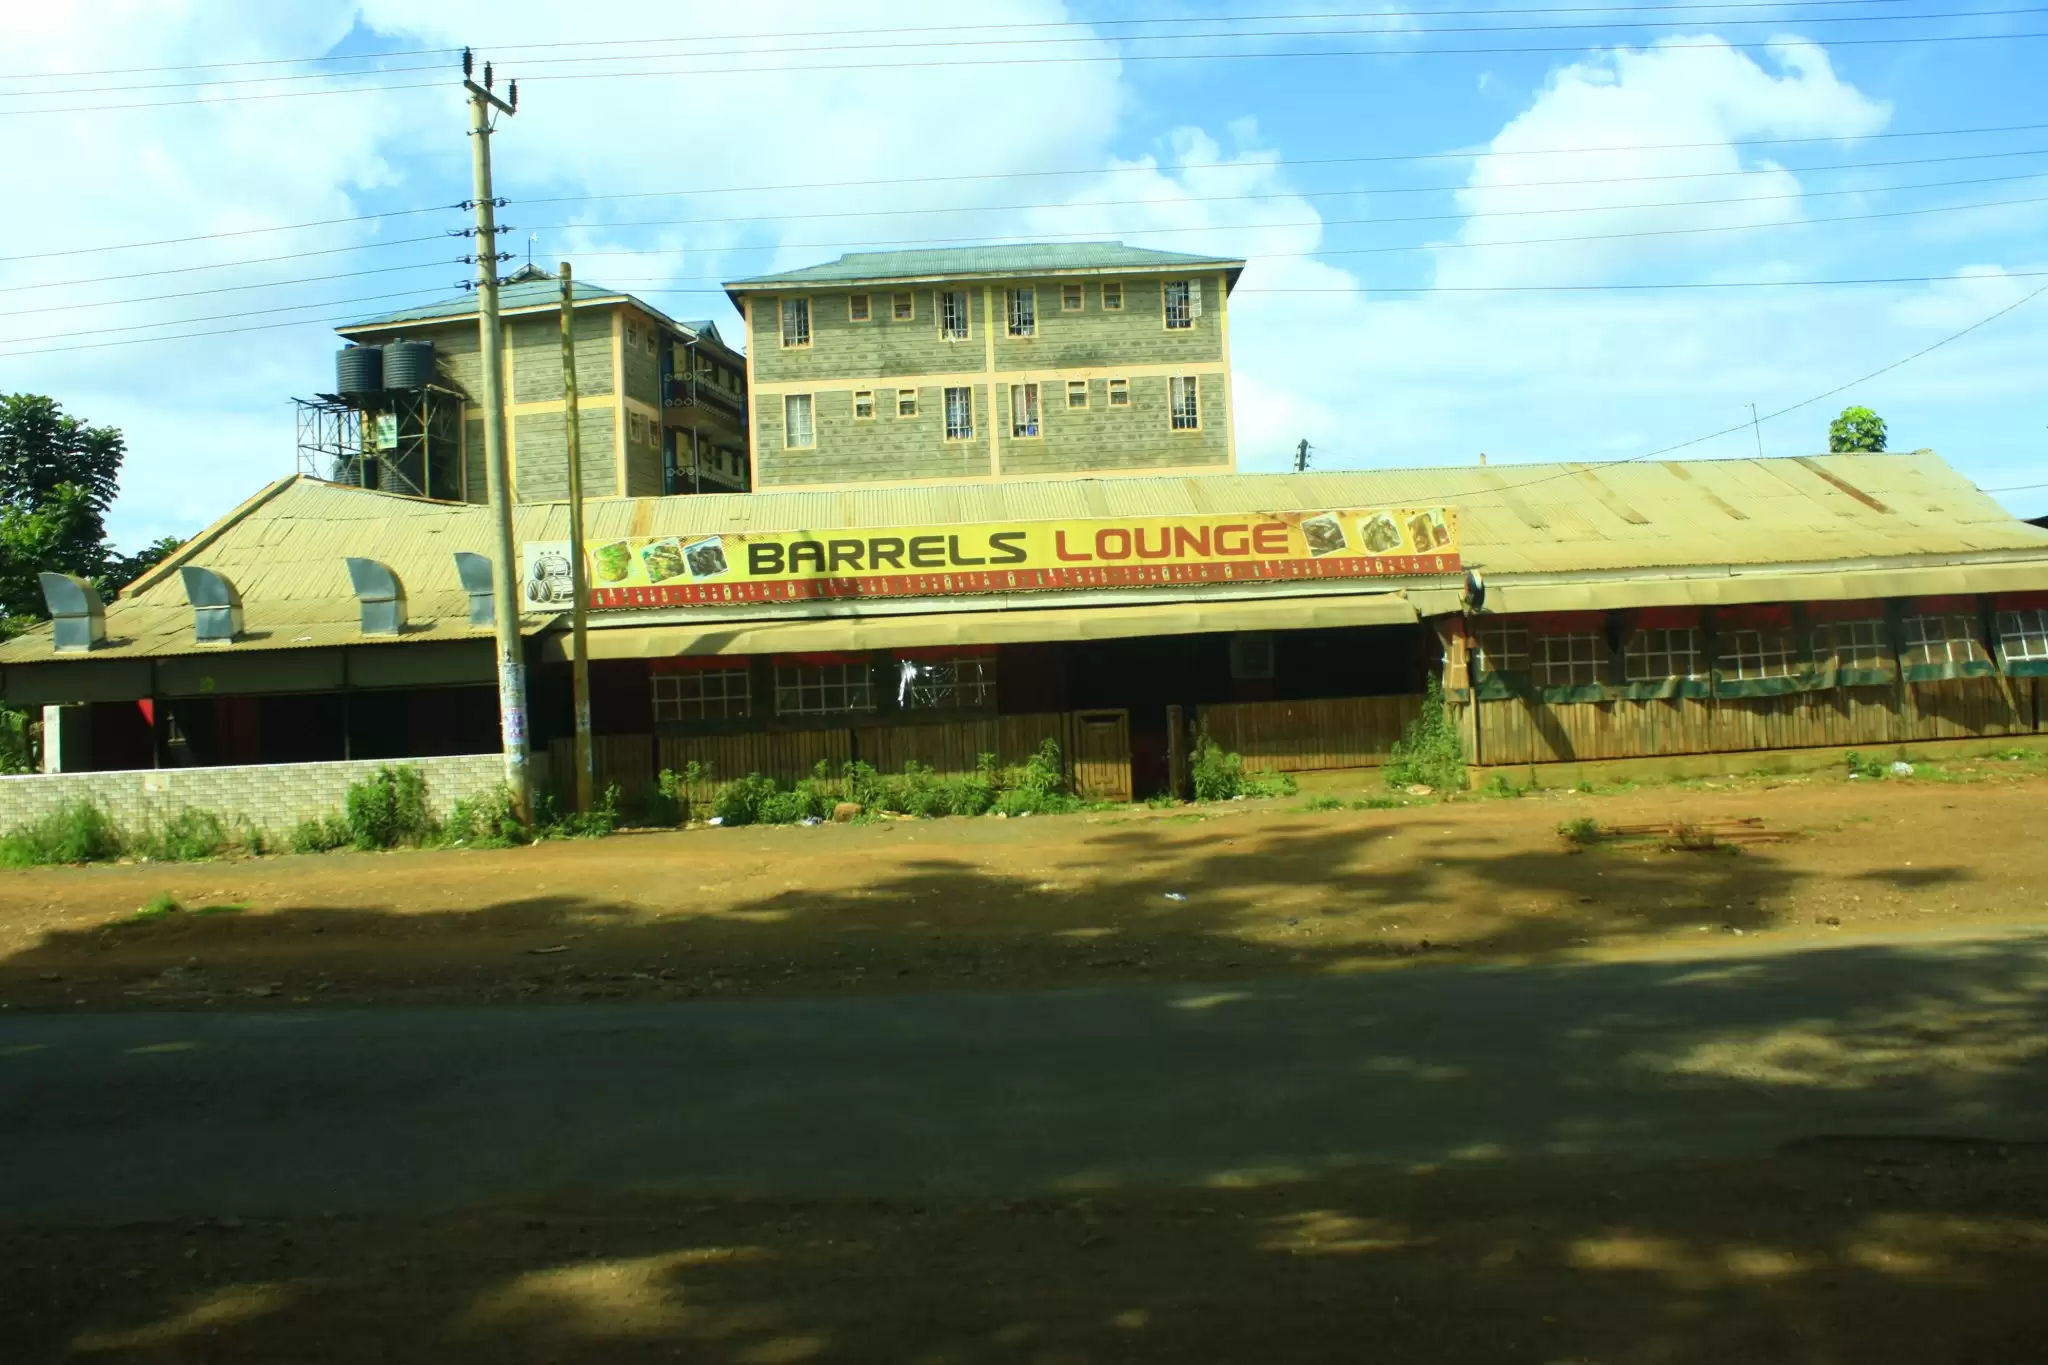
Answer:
[1070, 709, 1132, 802]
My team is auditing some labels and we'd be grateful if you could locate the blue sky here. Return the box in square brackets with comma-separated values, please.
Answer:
[2, 1, 2043, 548]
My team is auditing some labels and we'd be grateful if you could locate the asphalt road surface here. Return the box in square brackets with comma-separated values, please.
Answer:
[4, 929, 2046, 1221]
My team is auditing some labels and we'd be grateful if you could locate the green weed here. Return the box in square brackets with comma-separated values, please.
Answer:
[344, 764, 437, 850]
[0, 801, 126, 867]
[131, 808, 230, 862]
[287, 815, 352, 855]
[1350, 794, 1412, 810]
[1844, 750, 1888, 781]
[1297, 794, 1346, 812]
[1190, 736, 1297, 802]
[1557, 817, 1604, 846]
[133, 891, 180, 920]
[1384, 678, 1466, 794]
[1482, 773, 1521, 799]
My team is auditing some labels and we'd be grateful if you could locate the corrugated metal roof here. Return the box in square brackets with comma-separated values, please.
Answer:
[725, 242, 1246, 291]
[337, 277, 723, 347]
[5, 451, 2045, 666]
[0, 480, 554, 664]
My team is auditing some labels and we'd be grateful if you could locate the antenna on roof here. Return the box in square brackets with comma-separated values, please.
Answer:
[528, 231, 535, 269]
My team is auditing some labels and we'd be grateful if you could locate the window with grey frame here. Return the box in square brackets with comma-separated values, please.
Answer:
[895, 654, 997, 710]
[774, 661, 876, 716]
[939, 290, 970, 340]
[1006, 287, 1036, 337]
[1163, 278, 1200, 329]
[652, 668, 752, 722]
[1169, 375, 1200, 430]
[943, 386, 974, 440]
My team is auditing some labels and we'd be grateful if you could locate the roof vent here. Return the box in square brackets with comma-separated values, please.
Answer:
[179, 566, 244, 643]
[345, 558, 408, 637]
[453, 551, 495, 627]
[37, 573, 106, 653]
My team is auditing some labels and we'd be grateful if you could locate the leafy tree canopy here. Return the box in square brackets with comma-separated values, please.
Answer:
[1828, 405, 1887, 454]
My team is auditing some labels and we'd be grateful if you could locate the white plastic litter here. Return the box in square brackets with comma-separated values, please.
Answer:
[1163, 892, 1188, 902]
[801, 816, 823, 826]
[1890, 761, 1915, 776]
[706, 816, 724, 827]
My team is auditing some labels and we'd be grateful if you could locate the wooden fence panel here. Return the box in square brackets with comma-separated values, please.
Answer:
[547, 733, 655, 806]
[1196, 695, 1424, 772]
[1901, 677, 2030, 741]
[851, 712, 1067, 777]
[655, 730, 852, 803]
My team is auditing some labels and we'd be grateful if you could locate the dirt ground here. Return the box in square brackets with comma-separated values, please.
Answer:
[3, 760, 2046, 1013]
[6, 1142, 2046, 1364]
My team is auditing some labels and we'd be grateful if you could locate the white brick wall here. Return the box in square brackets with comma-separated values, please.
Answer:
[0, 754, 505, 837]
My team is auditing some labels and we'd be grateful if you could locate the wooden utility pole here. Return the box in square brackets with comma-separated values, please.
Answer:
[1295, 438, 1311, 472]
[462, 51, 529, 820]
[559, 261, 595, 813]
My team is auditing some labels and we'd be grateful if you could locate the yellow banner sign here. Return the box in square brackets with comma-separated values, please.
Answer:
[521, 507, 1459, 609]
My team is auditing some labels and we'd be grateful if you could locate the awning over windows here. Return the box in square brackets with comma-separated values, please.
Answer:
[547, 592, 1419, 662]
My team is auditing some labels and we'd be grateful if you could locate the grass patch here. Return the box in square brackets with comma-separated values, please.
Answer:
[710, 741, 1084, 828]
[288, 816, 353, 855]
[130, 808, 232, 862]
[133, 891, 181, 921]
[1557, 817, 1604, 847]
[1350, 794, 1416, 810]
[1190, 737, 1297, 802]
[1296, 794, 1346, 812]
[190, 902, 247, 917]
[0, 802, 126, 867]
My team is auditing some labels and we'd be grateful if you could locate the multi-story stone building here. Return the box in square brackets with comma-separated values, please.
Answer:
[723, 243, 1243, 489]
[335, 265, 750, 501]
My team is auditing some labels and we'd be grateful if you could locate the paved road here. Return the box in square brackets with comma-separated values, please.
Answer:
[4, 930, 2046, 1220]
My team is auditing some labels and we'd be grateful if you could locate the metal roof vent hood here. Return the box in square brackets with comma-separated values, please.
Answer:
[344, 558, 408, 637]
[179, 566, 244, 643]
[452, 552, 494, 627]
[37, 573, 106, 653]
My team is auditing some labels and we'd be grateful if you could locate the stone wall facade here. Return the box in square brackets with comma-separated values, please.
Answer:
[0, 753, 506, 838]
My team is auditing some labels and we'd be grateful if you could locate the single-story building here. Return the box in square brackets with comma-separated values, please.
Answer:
[4, 450, 2047, 828]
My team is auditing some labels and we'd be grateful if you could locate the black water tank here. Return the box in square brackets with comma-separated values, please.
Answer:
[382, 339, 435, 389]
[336, 345, 382, 394]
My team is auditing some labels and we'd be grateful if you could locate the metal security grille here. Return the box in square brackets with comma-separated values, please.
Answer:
[944, 386, 974, 440]
[1164, 280, 1195, 329]
[1999, 609, 2048, 662]
[1006, 287, 1036, 337]
[775, 662, 875, 716]
[1011, 383, 1040, 437]
[782, 394, 813, 448]
[1815, 618, 1890, 670]
[940, 291, 969, 339]
[1623, 628, 1702, 681]
[780, 297, 810, 347]
[1902, 614, 1989, 666]
[1169, 375, 1199, 430]
[897, 655, 997, 710]
[1533, 632, 1603, 687]
[1718, 627, 1801, 679]
[652, 669, 752, 721]
[1474, 624, 1529, 675]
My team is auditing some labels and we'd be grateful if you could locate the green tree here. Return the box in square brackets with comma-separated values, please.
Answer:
[0, 394, 127, 623]
[1828, 405, 1887, 454]
[101, 534, 186, 597]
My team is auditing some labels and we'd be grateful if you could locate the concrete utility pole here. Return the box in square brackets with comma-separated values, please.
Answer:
[463, 51, 529, 821]
[559, 261, 595, 813]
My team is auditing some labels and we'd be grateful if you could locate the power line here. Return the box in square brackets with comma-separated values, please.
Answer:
[0, 286, 451, 348]
[1488, 280, 2048, 489]
[5, 234, 452, 297]
[0, 0, 1941, 81]
[1984, 480, 2048, 492]
[9, 29, 2044, 116]
[17, 8, 2029, 97]
[21, 169, 2041, 325]
[10, 118, 2041, 267]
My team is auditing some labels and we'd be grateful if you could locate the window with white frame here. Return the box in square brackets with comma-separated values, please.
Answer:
[1010, 383, 1041, 437]
[1533, 632, 1605, 688]
[1061, 283, 1084, 311]
[1108, 377, 1130, 407]
[1169, 375, 1200, 430]
[1164, 279, 1199, 329]
[1066, 379, 1088, 409]
[1474, 623, 1530, 676]
[1718, 626, 1801, 679]
[652, 667, 752, 722]
[775, 661, 875, 715]
[848, 293, 871, 322]
[783, 393, 814, 449]
[1007, 287, 1036, 337]
[1901, 613, 1989, 667]
[853, 390, 875, 420]
[1102, 281, 1124, 310]
[939, 290, 970, 340]
[779, 297, 810, 348]
[896, 654, 997, 710]
[896, 388, 918, 419]
[891, 292, 914, 321]
[1999, 609, 2048, 662]
[1814, 617, 1890, 671]
[1623, 628, 1702, 681]
[943, 386, 974, 440]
